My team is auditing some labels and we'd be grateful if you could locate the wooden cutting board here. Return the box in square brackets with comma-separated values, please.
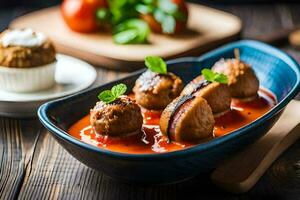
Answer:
[10, 3, 241, 71]
[211, 100, 300, 194]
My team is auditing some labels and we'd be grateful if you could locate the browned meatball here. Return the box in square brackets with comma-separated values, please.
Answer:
[160, 95, 215, 143]
[133, 70, 183, 110]
[90, 96, 143, 137]
[212, 59, 259, 100]
[181, 75, 231, 116]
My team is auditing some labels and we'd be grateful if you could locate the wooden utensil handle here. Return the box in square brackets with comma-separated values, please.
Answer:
[211, 100, 300, 194]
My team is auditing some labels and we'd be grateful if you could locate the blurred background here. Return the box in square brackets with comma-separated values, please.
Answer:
[1, 0, 300, 40]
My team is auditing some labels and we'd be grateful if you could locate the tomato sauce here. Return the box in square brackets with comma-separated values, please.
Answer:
[68, 89, 276, 154]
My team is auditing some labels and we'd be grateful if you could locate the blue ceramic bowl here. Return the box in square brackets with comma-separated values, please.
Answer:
[38, 40, 300, 184]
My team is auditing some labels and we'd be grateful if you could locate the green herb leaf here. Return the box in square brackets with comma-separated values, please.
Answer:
[153, 9, 165, 23]
[108, 0, 139, 24]
[201, 69, 215, 81]
[96, 8, 110, 22]
[98, 90, 116, 104]
[158, 0, 178, 15]
[143, 0, 154, 4]
[103, 0, 187, 42]
[113, 19, 150, 44]
[111, 83, 127, 97]
[135, 4, 154, 14]
[214, 73, 228, 84]
[153, 9, 176, 34]
[98, 83, 127, 104]
[145, 56, 167, 74]
[162, 15, 176, 34]
[113, 29, 139, 44]
[201, 69, 228, 84]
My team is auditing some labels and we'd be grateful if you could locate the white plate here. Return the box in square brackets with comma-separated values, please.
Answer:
[0, 54, 97, 117]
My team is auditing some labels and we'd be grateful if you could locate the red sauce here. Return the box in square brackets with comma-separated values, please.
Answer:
[68, 89, 276, 154]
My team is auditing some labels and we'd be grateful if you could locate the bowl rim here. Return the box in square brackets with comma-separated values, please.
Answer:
[38, 40, 300, 161]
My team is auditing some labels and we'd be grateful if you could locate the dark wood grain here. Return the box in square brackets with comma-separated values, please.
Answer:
[0, 118, 41, 199]
[1, 3, 300, 200]
[15, 130, 300, 200]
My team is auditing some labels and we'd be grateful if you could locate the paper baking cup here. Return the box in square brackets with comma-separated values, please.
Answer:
[0, 62, 56, 93]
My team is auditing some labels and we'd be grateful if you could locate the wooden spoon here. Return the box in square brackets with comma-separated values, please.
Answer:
[211, 100, 300, 194]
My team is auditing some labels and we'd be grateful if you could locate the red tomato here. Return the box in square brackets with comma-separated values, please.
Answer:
[61, 0, 107, 33]
[141, 0, 188, 34]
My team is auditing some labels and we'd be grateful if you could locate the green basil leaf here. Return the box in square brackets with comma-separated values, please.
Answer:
[158, 0, 178, 15]
[153, 9, 165, 23]
[161, 14, 176, 34]
[201, 69, 228, 84]
[113, 29, 139, 44]
[135, 4, 154, 14]
[108, 0, 139, 24]
[111, 83, 127, 97]
[114, 19, 150, 44]
[98, 90, 116, 103]
[143, 0, 154, 4]
[145, 56, 167, 74]
[116, 19, 149, 33]
[153, 9, 176, 34]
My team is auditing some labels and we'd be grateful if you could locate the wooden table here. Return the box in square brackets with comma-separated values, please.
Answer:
[1, 2, 300, 200]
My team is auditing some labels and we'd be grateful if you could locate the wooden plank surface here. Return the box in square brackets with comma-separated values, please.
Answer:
[1, 2, 300, 200]
[0, 119, 41, 200]
[212, 100, 300, 194]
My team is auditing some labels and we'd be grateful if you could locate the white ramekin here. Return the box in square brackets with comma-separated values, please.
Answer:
[0, 61, 56, 93]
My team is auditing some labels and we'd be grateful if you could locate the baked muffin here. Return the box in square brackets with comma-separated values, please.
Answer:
[0, 29, 56, 68]
[0, 28, 57, 92]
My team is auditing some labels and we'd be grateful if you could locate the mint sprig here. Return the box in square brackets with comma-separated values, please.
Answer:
[145, 56, 167, 74]
[201, 69, 228, 84]
[98, 83, 127, 104]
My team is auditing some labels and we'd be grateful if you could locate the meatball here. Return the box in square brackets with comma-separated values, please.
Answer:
[133, 70, 183, 110]
[90, 96, 143, 137]
[212, 58, 259, 100]
[160, 95, 215, 143]
[181, 75, 231, 116]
